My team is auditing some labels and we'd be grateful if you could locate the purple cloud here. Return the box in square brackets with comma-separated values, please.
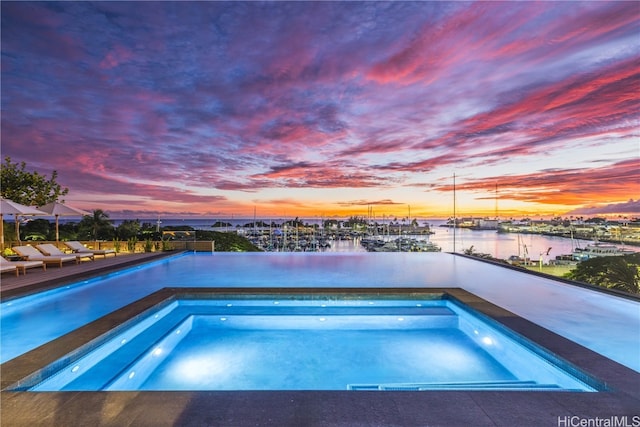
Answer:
[1, 1, 638, 216]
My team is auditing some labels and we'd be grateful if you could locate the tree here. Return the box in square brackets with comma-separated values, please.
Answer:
[344, 216, 367, 228]
[78, 209, 114, 240]
[463, 245, 476, 255]
[20, 219, 53, 241]
[0, 156, 69, 205]
[115, 219, 141, 240]
[567, 254, 640, 294]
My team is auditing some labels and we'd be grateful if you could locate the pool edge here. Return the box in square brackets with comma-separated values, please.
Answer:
[2, 287, 639, 426]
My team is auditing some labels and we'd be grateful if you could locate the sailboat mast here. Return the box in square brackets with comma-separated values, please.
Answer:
[453, 173, 456, 253]
[495, 182, 498, 220]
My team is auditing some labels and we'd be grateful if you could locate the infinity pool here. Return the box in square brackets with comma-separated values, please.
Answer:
[11, 290, 599, 392]
[1, 252, 638, 374]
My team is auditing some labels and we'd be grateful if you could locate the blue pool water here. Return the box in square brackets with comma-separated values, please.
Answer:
[19, 296, 596, 391]
[1, 252, 639, 373]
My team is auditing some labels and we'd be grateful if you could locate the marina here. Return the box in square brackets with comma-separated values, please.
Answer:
[148, 217, 639, 261]
[11, 217, 638, 279]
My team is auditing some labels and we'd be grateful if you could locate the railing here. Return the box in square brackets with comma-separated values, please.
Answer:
[170, 241, 215, 252]
[4, 240, 216, 254]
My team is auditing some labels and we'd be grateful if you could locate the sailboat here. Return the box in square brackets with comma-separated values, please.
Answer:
[507, 234, 530, 266]
[550, 228, 580, 266]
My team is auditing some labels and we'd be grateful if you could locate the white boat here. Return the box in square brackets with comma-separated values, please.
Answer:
[572, 242, 636, 261]
[366, 238, 440, 252]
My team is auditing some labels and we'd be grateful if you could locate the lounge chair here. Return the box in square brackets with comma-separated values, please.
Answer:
[1, 259, 18, 276]
[63, 241, 116, 258]
[0, 256, 46, 275]
[37, 243, 94, 262]
[12, 245, 78, 268]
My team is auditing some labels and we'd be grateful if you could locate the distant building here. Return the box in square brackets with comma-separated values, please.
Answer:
[470, 218, 499, 230]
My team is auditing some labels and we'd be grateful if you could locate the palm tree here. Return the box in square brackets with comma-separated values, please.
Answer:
[78, 209, 113, 241]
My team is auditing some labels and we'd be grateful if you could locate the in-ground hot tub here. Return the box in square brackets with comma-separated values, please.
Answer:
[6, 288, 602, 392]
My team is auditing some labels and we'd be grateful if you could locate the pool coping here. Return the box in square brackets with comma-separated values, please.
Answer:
[2, 287, 639, 426]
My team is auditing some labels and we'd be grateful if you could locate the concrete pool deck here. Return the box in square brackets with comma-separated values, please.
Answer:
[1, 252, 639, 426]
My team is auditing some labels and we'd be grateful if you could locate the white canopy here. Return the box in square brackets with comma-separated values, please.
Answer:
[0, 197, 48, 246]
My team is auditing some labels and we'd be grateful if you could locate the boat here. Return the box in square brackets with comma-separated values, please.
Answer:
[364, 237, 441, 253]
[507, 235, 532, 265]
[549, 254, 579, 267]
[572, 242, 636, 261]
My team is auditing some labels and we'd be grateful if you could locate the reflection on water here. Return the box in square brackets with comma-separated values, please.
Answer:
[328, 227, 608, 263]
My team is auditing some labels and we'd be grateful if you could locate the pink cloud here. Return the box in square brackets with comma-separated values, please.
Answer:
[99, 45, 135, 69]
[435, 159, 640, 207]
[1, 2, 637, 216]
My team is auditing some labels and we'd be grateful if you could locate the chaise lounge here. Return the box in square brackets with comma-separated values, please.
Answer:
[36, 243, 94, 262]
[63, 241, 116, 258]
[12, 245, 78, 268]
[1, 259, 18, 276]
[0, 256, 46, 275]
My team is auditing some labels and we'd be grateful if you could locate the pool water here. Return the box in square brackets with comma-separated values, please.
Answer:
[22, 296, 597, 392]
[1, 253, 638, 375]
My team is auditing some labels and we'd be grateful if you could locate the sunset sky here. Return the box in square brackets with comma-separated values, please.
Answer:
[1, 1, 639, 219]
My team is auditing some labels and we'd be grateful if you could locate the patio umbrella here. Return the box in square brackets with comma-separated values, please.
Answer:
[38, 201, 90, 243]
[0, 197, 48, 247]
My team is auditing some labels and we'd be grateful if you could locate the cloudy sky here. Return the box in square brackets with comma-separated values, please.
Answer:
[2, 1, 639, 219]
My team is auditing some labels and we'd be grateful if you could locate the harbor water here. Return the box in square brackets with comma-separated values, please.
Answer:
[328, 225, 617, 264]
[58, 218, 638, 263]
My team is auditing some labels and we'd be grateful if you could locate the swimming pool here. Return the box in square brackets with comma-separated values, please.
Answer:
[6, 289, 600, 392]
[1, 252, 638, 374]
